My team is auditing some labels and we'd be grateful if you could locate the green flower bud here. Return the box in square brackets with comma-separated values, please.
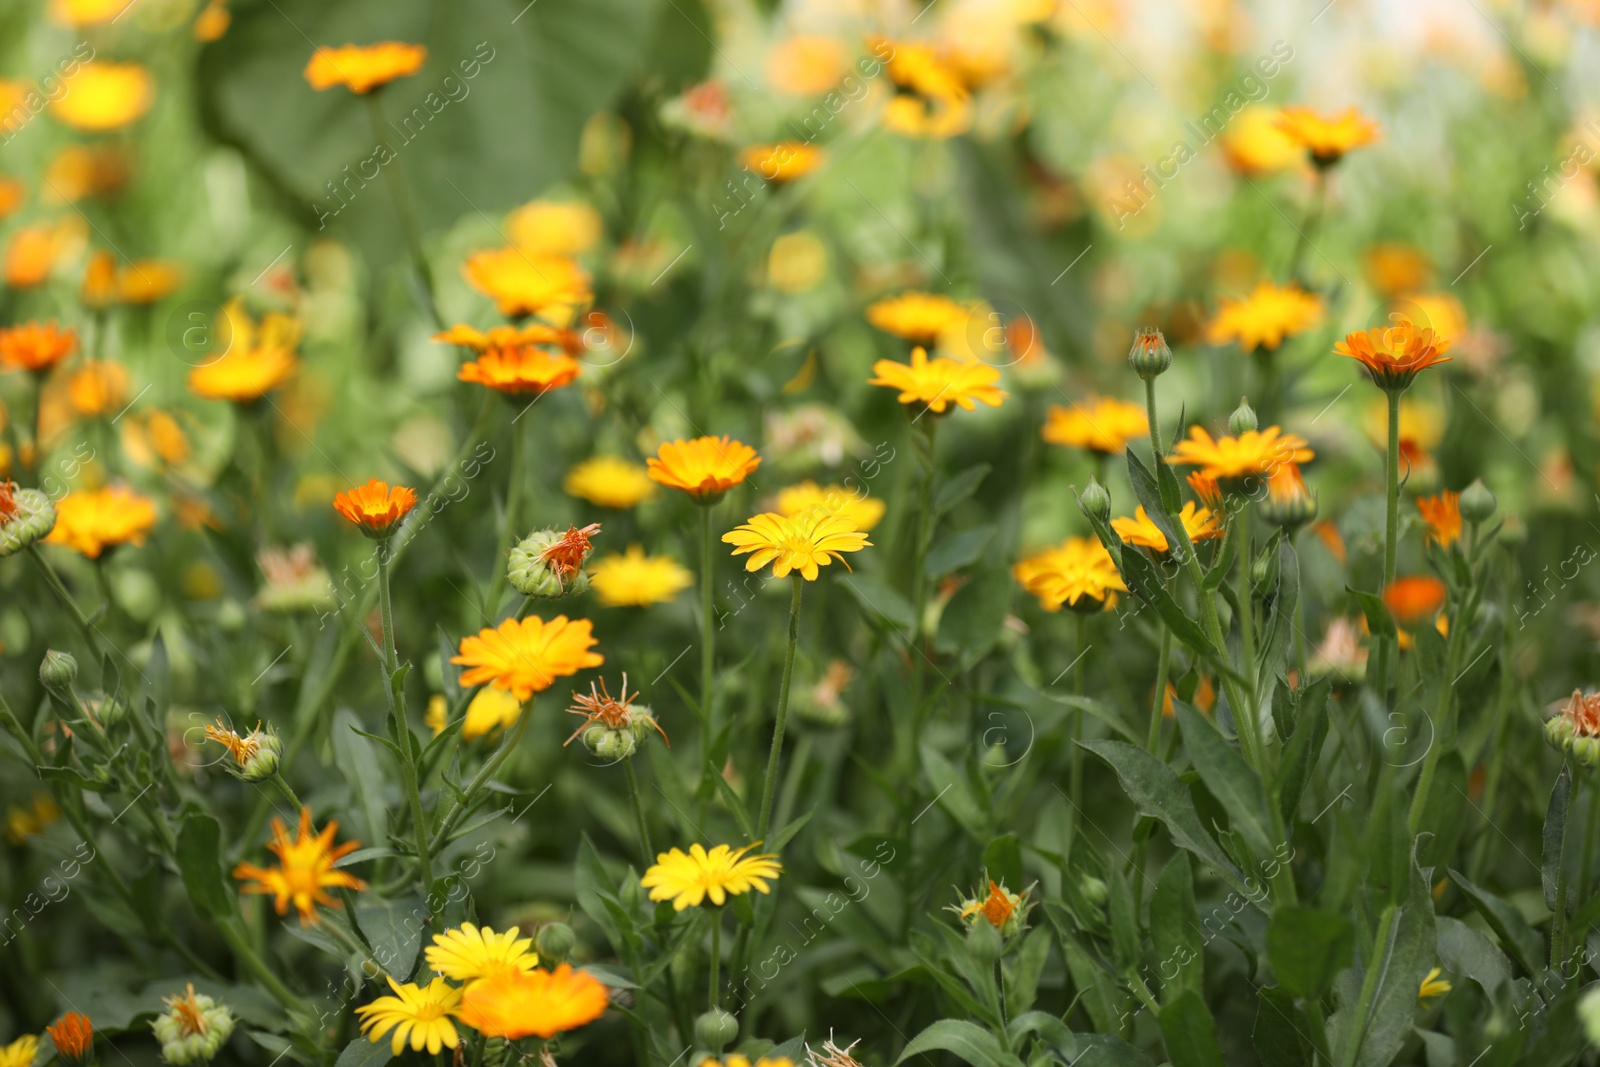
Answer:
[1079, 479, 1111, 522]
[1229, 397, 1258, 435]
[39, 649, 78, 690]
[966, 918, 1004, 964]
[1127, 328, 1172, 380]
[694, 1008, 739, 1052]
[0, 485, 56, 558]
[507, 524, 600, 598]
[1459, 478, 1497, 524]
[1581, 986, 1600, 1047]
[151, 985, 234, 1065]
[1080, 874, 1109, 907]
[535, 922, 576, 963]
[583, 725, 636, 762]
[1575, 736, 1600, 768]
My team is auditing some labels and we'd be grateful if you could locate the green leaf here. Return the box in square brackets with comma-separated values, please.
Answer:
[1055, 930, 1127, 1035]
[1126, 450, 1186, 561]
[35, 764, 111, 792]
[334, 1035, 392, 1067]
[895, 1019, 1023, 1067]
[1267, 907, 1354, 998]
[1004, 927, 1051, 1017]
[1150, 853, 1203, 1002]
[575, 835, 625, 947]
[936, 463, 991, 514]
[1446, 868, 1543, 976]
[1346, 586, 1397, 639]
[982, 834, 1024, 889]
[176, 814, 232, 919]
[1157, 990, 1226, 1067]
[1078, 740, 1252, 900]
[840, 576, 916, 633]
[1273, 677, 1331, 825]
[935, 566, 1013, 669]
[1175, 699, 1274, 859]
[1043, 694, 1141, 744]
[353, 896, 426, 978]
[333, 709, 391, 854]
[1115, 547, 1218, 657]
[1256, 540, 1299, 683]
[926, 524, 997, 578]
[1544, 762, 1573, 913]
[920, 743, 986, 838]
[1253, 986, 1313, 1067]
[1434, 916, 1511, 998]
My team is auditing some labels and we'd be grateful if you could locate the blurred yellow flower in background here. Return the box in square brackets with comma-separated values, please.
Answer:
[1204, 281, 1324, 352]
[766, 36, 848, 94]
[866, 292, 970, 343]
[5, 220, 82, 289]
[767, 231, 829, 293]
[45, 145, 129, 203]
[775, 481, 885, 532]
[0, 322, 76, 373]
[52, 63, 154, 132]
[66, 360, 130, 418]
[304, 43, 427, 94]
[1397, 292, 1467, 345]
[457, 964, 608, 1040]
[588, 546, 693, 607]
[1276, 105, 1381, 166]
[1013, 536, 1125, 611]
[194, 0, 230, 41]
[508, 200, 602, 257]
[118, 260, 183, 304]
[188, 298, 300, 402]
[0, 177, 23, 220]
[878, 39, 972, 139]
[49, 0, 127, 25]
[1042, 397, 1148, 454]
[1220, 106, 1304, 175]
[564, 456, 656, 508]
[0, 1035, 38, 1067]
[869, 346, 1007, 413]
[1113, 503, 1223, 552]
[426, 687, 524, 741]
[457, 345, 580, 398]
[1364, 243, 1432, 295]
[462, 248, 592, 318]
[741, 142, 826, 183]
[45, 486, 156, 558]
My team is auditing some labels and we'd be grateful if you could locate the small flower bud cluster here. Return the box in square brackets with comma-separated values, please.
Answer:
[508, 523, 600, 598]
[0, 482, 56, 558]
[1545, 690, 1600, 766]
[151, 985, 234, 1065]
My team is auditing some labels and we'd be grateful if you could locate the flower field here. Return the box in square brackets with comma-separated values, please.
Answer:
[4, 0, 1600, 1065]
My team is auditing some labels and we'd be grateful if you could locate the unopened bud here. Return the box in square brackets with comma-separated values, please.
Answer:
[1229, 397, 1258, 435]
[1459, 478, 1497, 524]
[535, 922, 576, 963]
[1079, 479, 1111, 521]
[39, 649, 78, 690]
[694, 1008, 739, 1052]
[1127, 328, 1172, 380]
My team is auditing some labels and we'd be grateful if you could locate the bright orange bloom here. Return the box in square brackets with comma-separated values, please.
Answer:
[457, 346, 581, 398]
[117, 259, 182, 304]
[1383, 575, 1447, 625]
[451, 615, 603, 702]
[0, 322, 76, 372]
[304, 43, 427, 94]
[45, 1013, 92, 1067]
[5, 222, 78, 288]
[1364, 243, 1431, 295]
[432, 322, 579, 354]
[1261, 461, 1317, 528]
[1187, 471, 1223, 511]
[232, 807, 366, 924]
[1112, 503, 1222, 552]
[1335, 320, 1451, 392]
[333, 479, 417, 538]
[462, 249, 592, 318]
[961, 881, 1021, 929]
[1276, 106, 1381, 165]
[741, 142, 826, 183]
[44, 486, 157, 558]
[1166, 425, 1314, 480]
[1203, 281, 1324, 352]
[1041, 397, 1148, 454]
[868, 345, 1007, 414]
[67, 360, 130, 417]
[0, 176, 23, 220]
[1417, 490, 1461, 549]
[647, 436, 761, 501]
[542, 523, 602, 581]
[81, 250, 118, 308]
[457, 964, 609, 1040]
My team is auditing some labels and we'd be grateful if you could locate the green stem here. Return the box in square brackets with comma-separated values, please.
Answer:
[699, 501, 717, 818]
[377, 541, 433, 893]
[708, 909, 722, 1011]
[1148, 623, 1172, 754]
[1374, 390, 1401, 705]
[272, 774, 302, 812]
[1552, 765, 1576, 968]
[909, 418, 939, 666]
[219, 919, 307, 1013]
[1339, 904, 1396, 1067]
[1233, 502, 1264, 765]
[756, 575, 804, 842]
[27, 546, 109, 662]
[428, 702, 533, 853]
[1068, 613, 1088, 851]
[364, 93, 443, 329]
[624, 756, 653, 867]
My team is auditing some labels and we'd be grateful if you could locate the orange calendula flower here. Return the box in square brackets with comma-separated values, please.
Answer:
[0, 176, 23, 220]
[188, 298, 301, 402]
[1204, 281, 1324, 352]
[722, 509, 871, 580]
[767, 35, 849, 95]
[647, 436, 761, 502]
[1383, 575, 1447, 625]
[45, 486, 157, 558]
[1276, 106, 1381, 166]
[457, 345, 581, 398]
[1112, 503, 1222, 552]
[233, 807, 366, 924]
[865, 292, 970, 343]
[4, 221, 79, 288]
[118, 259, 183, 304]
[333, 479, 417, 539]
[462, 249, 592, 319]
[67, 360, 130, 417]
[1417, 491, 1461, 549]
[45, 1013, 92, 1067]
[1335, 320, 1451, 393]
[457, 964, 609, 1040]
[304, 43, 427, 94]
[957, 880, 1026, 932]
[1364, 243, 1431, 296]
[1187, 471, 1223, 511]
[451, 615, 603, 702]
[741, 142, 826, 183]
[52, 63, 153, 131]
[1041, 397, 1148, 454]
[0, 321, 76, 373]
[1166, 425, 1313, 481]
[868, 345, 1007, 415]
[432, 322, 579, 354]
[1260, 461, 1317, 529]
[1012, 536, 1125, 612]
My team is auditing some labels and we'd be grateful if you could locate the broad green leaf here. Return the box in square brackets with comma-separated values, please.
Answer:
[1126, 449, 1187, 561]
[333, 709, 391, 854]
[895, 1019, 1023, 1067]
[982, 834, 1024, 889]
[353, 896, 426, 978]
[1157, 990, 1226, 1067]
[575, 835, 625, 947]
[1273, 677, 1331, 825]
[1057, 931, 1127, 1036]
[1004, 927, 1051, 1017]
[935, 567, 1013, 668]
[936, 463, 992, 514]
[926, 524, 998, 578]
[1346, 586, 1397, 639]
[1150, 853, 1203, 1002]
[1544, 763, 1573, 913]
[1434, 916, 1511, 998]
[334, 1035, 392, 1067]
[176, 813, 232, 919]
[1253, 986, 1313, 1067]
[1267, 907, 1354, 998]
[1447, 868, 1543, 976]
[1115, 548, 1218, 657]
[1175, 699, 1274, 860]
[841, 576, 916, 632]
[921, 744, 987, 838]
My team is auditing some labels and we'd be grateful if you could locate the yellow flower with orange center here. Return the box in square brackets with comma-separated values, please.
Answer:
[457, 345, 581, 398]
[355, 978, 459, 1056]
[232, 807, 366, 924]
[462, 248, 592, 318]
[1417, 490, 1461, 549]
[456, 964, 609, 1040]
[188, 298, 301, 402]
[0, 322, 76, 373]
[775, 481, 885, 532]
[1112, 503, 1223, 552]
[1335, 320, 1451, 392]
[52, 63, 154, 132]
[1012, 536, 1125, 612]
[1204, 281, 1324, 352]
[45, 486, 157, 558]
[588, 546, 694, 607]
[304, 43, 427, 94]
[1276, 106, 1381, 165]
[563, 456, 656, 508]
[451, 615, 603, 702]
[66, 360, 129, 418]
[741, 142, 826, 183]
[865, 291, 970, 343]
[1166, 425, 1313, 481]
[1041, 397, 1148, 454]
[647, 436, 761, 501]
[723, 509, 871, 580]
[332, 479, 417, 539]
[425, 923, 539, 983]
[868, 345, 1007, 414]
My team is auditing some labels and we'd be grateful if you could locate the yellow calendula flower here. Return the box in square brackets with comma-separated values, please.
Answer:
[1418, 967, 1452, 1000]
[451, 616, 603, 702]
[866, 292, 970, 343]
[641, 843, 783, 911]
[52, 63, 153, 131]
[355, 978, 459, 1055]
[188, 298, 301, 402]
[876, 39, 972, 139]
[563, 456, 657, 508]
[462, 248, 592, 319]
[723, 509, 871, 580]
[5, 794, 60, 844]
[1166, 426, 1314, 481]
[232, 807, 366, 925]
[1112, 503, 1223, 553]
[49, 0, 125, 25]
[1041, 398, 1148, 454]
[868, 346, 1007, 415]
[1220, 105, 1303, 175]
[508, 200, 602, 257]
[0, 1035, 39, 1067]
[775, 481, 885, 532]
[588, 546, 694, 607]
[647, 436, 761, 502]
[45, 486, 157, 559]
[66, 360, 129, 418]
[741, 142, 826, 183]
[425, 923, 538, 983]
[1276, 105, 1381, 166]
[1012, 536, 1125, 612]
[426, 687, 524, 741]
[1398, 292, 1467, 346]
[1204, 281, 1324, 352]
[304, 43, 427, 94]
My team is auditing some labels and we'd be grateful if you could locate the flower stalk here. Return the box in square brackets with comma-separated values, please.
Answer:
[756, 575, 804, 842]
